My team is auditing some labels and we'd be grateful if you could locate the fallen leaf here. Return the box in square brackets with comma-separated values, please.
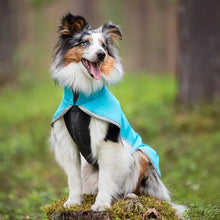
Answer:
[142, 208, 159, 219]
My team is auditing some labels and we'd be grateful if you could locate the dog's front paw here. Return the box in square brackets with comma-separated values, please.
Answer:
[125, 193, 138, 199]
[91, 203, 111, 212]
[64, 198, 81, 208]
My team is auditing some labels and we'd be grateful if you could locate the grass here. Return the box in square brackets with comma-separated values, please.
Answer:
[0, 73, 219, 219]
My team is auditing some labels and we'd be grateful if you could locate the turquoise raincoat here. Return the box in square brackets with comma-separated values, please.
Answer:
[52, 86, 161, 177]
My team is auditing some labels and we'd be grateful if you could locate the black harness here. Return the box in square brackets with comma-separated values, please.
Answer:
[64, 91, 120, 168]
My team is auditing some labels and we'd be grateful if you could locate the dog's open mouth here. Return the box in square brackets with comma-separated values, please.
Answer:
[81, 58, 102, 80]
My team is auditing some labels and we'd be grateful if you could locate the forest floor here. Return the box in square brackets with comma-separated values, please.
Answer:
[0, 74, 219, 219]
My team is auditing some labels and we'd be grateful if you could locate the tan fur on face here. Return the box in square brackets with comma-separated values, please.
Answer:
[100, 55, 115, 75]
[64, 46, 85, 66]
[135, 150, 149, 194]
[99, 38, 104, 44]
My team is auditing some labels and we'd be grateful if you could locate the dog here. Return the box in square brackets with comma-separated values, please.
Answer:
[50, 13, 186, 217]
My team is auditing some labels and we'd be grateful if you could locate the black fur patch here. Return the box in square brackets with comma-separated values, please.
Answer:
[104, 123, 120, 142]
[59, 13, 90, 38]
[105, 39, 115, 58]
[141, 176, 148, 187]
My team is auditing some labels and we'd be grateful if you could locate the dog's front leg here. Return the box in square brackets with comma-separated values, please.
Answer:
[51, 119, 82, 208]
[92, 141, 131, 211]
[63, 153, 82, 208]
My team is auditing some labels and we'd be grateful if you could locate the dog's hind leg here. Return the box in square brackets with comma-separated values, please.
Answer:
[50, 118, 82, 208]
[136, 151, 187, 219]
[140, 165, 187, 219]
[135, 150, 171, 201]
[91, 141, 132, 211]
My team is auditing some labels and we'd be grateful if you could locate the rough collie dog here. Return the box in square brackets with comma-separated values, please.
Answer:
[50, 13, 185, 217]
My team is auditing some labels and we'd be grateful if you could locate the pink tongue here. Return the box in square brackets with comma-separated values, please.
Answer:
[88, 62, 102, 80]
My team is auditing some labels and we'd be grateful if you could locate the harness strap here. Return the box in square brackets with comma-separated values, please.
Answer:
[64, 90, 98, 168]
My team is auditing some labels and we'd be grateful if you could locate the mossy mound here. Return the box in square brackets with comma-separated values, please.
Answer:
[44, 195, 180, 220]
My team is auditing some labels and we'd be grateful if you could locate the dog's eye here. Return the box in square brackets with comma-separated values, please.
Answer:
[81, 41, 89, 47]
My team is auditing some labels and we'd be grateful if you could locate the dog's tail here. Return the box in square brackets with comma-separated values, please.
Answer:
[138, 163, 171, 201]
[171, 203, 187, 219]
[139, 162, 187, 219]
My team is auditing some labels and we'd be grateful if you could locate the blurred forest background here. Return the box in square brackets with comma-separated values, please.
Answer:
[0, 0, 219, 219]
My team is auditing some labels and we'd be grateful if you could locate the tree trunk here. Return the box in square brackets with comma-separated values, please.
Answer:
[177, 0, 220, 105]
[0, 0, 19, 85]
[76, 0, 100, 27]
[124, 0, 178, 73]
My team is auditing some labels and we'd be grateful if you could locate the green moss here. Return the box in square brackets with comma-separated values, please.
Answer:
[43, 195, 96, 219]
[107, 196, 179, 220]
[43, 195, 179, 220]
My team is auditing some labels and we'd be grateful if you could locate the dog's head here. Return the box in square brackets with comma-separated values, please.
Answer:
[51, 13, 123, 95]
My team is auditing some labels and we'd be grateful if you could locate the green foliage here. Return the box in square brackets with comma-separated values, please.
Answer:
[0, 74, 219, 219]
[186, 204, 220, 220]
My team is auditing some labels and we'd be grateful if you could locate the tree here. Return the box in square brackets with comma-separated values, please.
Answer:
[0, 0, 19, 85]
[177, 0, 220, 105]
[124, 0, 177, 73]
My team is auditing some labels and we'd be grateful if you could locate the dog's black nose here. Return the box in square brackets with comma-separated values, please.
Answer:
[97, 51, 106, 61]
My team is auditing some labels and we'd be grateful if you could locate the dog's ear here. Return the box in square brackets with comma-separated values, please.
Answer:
[59, 13, 89, 37]
[102, 22, 123, 42]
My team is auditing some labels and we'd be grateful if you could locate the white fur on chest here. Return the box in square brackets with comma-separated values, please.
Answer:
[89, 117, 108, 160]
